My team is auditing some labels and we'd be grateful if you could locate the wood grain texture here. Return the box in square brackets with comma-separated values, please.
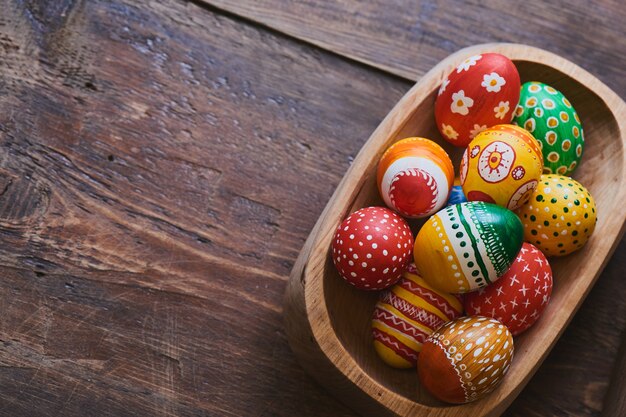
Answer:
[0, 0, 623, 416]
[200, 0, 626, 97]
[0, 0, 406, 415]
[601, 327, 626, 417]
[284, 43, 626, 417]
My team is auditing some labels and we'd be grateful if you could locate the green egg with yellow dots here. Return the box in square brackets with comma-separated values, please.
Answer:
[515, 174, 596, 257]
[513, 82, 584, 176]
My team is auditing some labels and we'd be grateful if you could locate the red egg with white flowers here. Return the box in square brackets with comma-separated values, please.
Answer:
[332, 207, 413, 290]
[464, 243, 553, 335]
[435, 53, 521, 147]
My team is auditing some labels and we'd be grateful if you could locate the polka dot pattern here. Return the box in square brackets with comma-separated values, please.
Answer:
[515, 175, 597, 256]
[417, 316, 514, 404]
[332, 207, 413, 290]
[464, 243, 553, 335]
[513, 82, 584, 176]
[372, 264, 464, 368]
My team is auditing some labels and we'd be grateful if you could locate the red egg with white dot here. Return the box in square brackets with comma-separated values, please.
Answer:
[332, 207, 413, 290]
[464, 243, 553, 335]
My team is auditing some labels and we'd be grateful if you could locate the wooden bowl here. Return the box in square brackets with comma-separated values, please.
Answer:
[284, 43, 626, 417]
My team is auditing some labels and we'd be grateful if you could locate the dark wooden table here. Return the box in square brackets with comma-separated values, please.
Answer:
[0, 1, 624, 416]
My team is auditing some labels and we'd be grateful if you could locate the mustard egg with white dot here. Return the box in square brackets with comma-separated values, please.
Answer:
[515, 174, 597, 256]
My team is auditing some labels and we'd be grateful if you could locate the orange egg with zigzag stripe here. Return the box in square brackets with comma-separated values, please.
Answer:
[377, 137, 454, 218]
[371, 264, 464, 368]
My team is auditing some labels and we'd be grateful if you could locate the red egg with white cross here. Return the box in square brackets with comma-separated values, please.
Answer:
[332, 206, 413, 290]
[464, 243, 553, 335]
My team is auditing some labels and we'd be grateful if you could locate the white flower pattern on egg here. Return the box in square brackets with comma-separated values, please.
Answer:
[441, 123, 459, 140]
[469, 124, 488, 139]
[494, 101, 510, 120]
[456, 55, 482, 73]
[451, 90, 474, 116]
[481, 72, 506, 93]
[434, 53, 521, 148]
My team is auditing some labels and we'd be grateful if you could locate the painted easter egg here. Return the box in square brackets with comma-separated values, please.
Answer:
[332, 207, 413, 290]
[460, 124, 543, 210]
[464, 243, 553, 335]
[446, 177, 467, 207]
[435, 53, 521, 147]
[372, 264, 464, 368]
[418, 316, 514, 404]
[515, 175, 597, 256]
[413, 201, 523, 294]
[377, 137, 454, 218]
[513, 82, 584, 176]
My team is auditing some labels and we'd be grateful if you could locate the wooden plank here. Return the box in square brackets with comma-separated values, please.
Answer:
[0, 0, 408, 415]
[601, 328, 626, 417]
[200, 0, 626, 96]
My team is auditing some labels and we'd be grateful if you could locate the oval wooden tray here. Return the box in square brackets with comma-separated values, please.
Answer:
[284, 43, 626, 417]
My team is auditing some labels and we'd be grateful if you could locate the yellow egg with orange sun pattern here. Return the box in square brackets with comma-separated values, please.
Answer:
[460, 124, 543, 210]
[515, 174, 597, 256]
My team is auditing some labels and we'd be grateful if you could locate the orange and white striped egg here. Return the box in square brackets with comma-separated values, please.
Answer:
[377, 137, 454, 218]
[371, 264, 463, 368]
[418, 316, 514, 404]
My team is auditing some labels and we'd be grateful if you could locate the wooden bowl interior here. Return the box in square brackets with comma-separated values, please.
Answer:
[322, 59, 623, 407]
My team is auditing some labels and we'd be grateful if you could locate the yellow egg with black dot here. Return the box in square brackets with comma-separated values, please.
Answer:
[515, 174, 597, 256]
